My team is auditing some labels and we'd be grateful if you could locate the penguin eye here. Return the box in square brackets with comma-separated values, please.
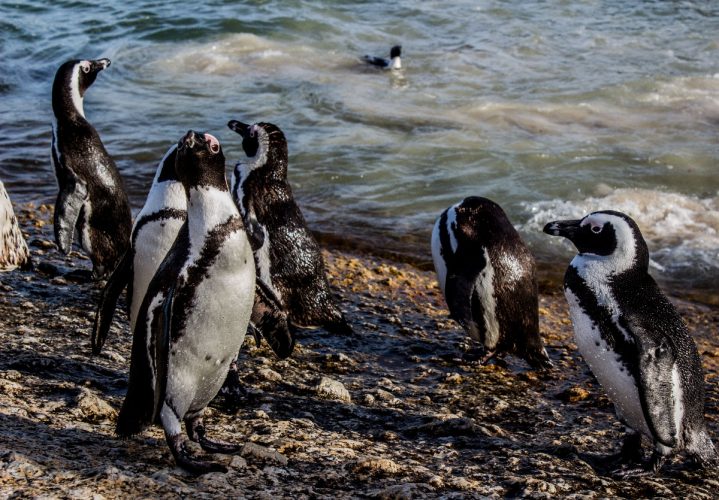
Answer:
[249, 127, 256, 139]
[209, 142, 220, 154]
[591, 225, 602, 234]
[80, 62, 91, 74]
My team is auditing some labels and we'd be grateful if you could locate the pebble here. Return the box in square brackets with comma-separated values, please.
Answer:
[258, 368, 282, 382]
[315, 376, 352, 403]
[353, 457, 402, 476]
[241, 443, 288, 466]
[74, 388, 117, 422]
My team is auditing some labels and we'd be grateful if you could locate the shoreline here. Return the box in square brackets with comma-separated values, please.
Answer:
[1, 202, 718, 498]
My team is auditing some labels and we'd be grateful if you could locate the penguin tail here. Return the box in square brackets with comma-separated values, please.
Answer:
[91, 250, 131, 355]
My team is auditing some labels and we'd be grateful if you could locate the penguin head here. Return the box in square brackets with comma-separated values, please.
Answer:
[155, 144, 179, 183]
[453, 196, 514, 242]
[175, 130, 227, 191]
[227, 120, 288, 178]
[543, 210, 649, 273]
[52, 58, 111, 118]
[390, 45, 402, 59]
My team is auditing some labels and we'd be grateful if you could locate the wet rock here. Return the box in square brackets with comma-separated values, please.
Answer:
[315, 376, 352, 403]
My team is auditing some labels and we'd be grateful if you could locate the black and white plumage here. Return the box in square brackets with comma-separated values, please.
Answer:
[227, 120, 352, 335]
[0, 180, 31, 271]
[92, 144, 186, 354]
[51, 58, 131, 279]
[363, 45, 402, 69]
[92, 143, 293, 358]
[431, 196, 551, 369]
[544, 210, 716, 471]
[116, 131, 256, 474]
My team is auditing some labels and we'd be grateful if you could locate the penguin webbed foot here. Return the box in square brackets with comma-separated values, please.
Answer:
[166, 432, 227, 475]
[187, 417, 243, 455]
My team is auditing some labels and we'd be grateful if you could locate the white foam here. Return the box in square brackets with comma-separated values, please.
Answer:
[521, 187, 719, 276]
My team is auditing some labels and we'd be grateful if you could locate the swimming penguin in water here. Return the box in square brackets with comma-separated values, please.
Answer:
[227, 119, 352, 335]
[431, 196, 551, 369]
[91, 144, 293, 361]
[51, 58, 131, 279]
[544, 210, 716, 471]
[363, 45, 402, 70]
[0, 180, 31, 271]
[116, 130, 256, 474]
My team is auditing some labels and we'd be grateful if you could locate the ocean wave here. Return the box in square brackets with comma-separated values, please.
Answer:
[520, 187, 719, 277]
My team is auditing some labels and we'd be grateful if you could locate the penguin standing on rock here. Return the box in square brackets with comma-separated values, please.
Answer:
[91, 144, 186, 354]
[116, 131, 256, 474]
[51, 58, 131, 279]
[431, 196, 551, 369]
[91, 144, 294, 362]
[0, 180, 31, 271]
[544, 210, 716, 471]
[227, 120, 352, 335]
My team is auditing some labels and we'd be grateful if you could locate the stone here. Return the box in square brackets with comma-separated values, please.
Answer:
[315, 376, 352, 403]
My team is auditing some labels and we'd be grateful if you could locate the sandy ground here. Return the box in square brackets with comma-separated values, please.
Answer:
[1, 203, 719, 499]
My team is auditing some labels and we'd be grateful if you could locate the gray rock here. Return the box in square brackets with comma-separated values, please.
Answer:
[315, 376, 352, 403]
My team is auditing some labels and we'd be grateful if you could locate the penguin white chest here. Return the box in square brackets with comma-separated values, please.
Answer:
[130, 217, 185, 329]
[565, 287, 651, 436]
[171, 232, 255, 409]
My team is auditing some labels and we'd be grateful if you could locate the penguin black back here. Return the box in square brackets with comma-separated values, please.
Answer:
[51, 58, 131, 279]
[432, 196, 550, 369]
[228, 120, 351, 335]
[543, 210, 716, 471]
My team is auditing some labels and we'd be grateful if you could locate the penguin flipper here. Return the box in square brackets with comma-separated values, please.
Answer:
[153, 284, 175, 421]
[636, 333, 678, 449]
[251, 279, 295, 359]
[445, 273, 477, 332]
[54, 177, 88, 254]
[363, 55, 388, 68]
[91, 250, 132, 355]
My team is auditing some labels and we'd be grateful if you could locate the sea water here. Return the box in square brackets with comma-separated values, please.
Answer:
[0, 0, 717, 298]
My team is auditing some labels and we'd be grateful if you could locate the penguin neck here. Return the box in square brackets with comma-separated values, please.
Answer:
[52, 68, 86, 122]
[137, 180, 186, 220]
[390, 56, 401, 70]
[186, 185, 238, 243]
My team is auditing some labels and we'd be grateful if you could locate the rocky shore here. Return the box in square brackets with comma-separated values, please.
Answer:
[1, 203, 718, 499]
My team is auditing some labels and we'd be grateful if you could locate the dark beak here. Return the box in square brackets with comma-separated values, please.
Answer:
[228, 120, 250, 138]
[94, 58, 111, 71]
[543, 219, 582, 239]
[179, 130, 202, 150]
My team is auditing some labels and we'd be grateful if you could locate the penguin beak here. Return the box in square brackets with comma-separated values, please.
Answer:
[228, 120, 251, 138]
[179, 130, 202, 150]
[94, 58, 111, 71]
[543, 219, 582, 239]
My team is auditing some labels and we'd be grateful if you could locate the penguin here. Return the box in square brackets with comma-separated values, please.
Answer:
[116, 130, 256, 474]
[543, 210, 716, 471]
[91, 144, 294, 360]
[431, 196, 551, 369]
[91, 144, 186, 354]
[227, 119, 352, 335]
[51, 58, 131, 279]
[363, 45, 402, 70]
[0, 180, 31, 271]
